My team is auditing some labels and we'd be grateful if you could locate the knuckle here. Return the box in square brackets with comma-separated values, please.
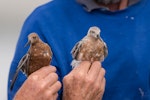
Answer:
[56, 81, 62, 89]
[95, 61, 101, 65]
[50, 66, 56, 70]
[40, 66, 56, 73]
[63, 75, 71, 84]
[74, 72, 85, 80]
[50, 73, 58, 80]
[40, 66, 47, 70]
[45, 91, 53, 98]
[38, 83, 45, 89]
[28, 74, 39, 82]
[94, 83, 101, 91]
[85, 76, 94, 84]
[101, 68, 106, 75]
[92, 61, 100, 67]
[63, 75, 68, 81]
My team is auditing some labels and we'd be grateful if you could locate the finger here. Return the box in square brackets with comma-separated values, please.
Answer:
[31, 65, 56, 79]
[42, 73, 58, 88]
[95, 68, 106, 99]
[95, 78, 106, 100]
[88, 61, 101, 78]
[96, 68, 106, 83]
[98, 78, 106, 100]
[73, 61, 91, 74]
[101, 78, 106, 93]
[53, 93, 58, 100]
[44, 91, 59, 100]
[47, 81, 62, 94]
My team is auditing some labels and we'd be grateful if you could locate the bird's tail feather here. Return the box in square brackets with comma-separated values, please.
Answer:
[10, 54, 29, 90]
[10, 68, 21, 91]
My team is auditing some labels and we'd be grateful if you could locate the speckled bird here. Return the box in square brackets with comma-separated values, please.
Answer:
[10, 33, 53, 90]
[71, 26, 108, 68]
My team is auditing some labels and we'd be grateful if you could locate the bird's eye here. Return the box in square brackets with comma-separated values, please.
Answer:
[33, 36, 36, 39]
[90, 30, 95, 34]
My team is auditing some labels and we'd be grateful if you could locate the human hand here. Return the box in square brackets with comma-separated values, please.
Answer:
[63, 61, 106, 100]
[14, 66, 61, 100]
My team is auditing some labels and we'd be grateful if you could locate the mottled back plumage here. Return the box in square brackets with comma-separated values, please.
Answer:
[10, 33, 52, 90]
[71, 26, 108, 68]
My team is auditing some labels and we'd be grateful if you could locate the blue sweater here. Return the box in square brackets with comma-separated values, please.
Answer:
[8, 0, 150, 99]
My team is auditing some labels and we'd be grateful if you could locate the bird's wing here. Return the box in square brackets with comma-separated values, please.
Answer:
[103, 42, 108, 58]
[47, 44, 53, 59]
[99, 37, 108, 58]
[10, 53, 30, 90]
[71, 41, 82, 59]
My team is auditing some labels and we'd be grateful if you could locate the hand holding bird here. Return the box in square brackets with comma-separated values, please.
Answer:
[10, 33, 53, 90]
[71, 26, 108, 68]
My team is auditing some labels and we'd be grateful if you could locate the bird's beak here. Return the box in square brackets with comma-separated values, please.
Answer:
[24, 40, 31, 47]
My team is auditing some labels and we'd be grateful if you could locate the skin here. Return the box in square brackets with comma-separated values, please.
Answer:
[95, 0, 128, 11]
[14, 66, 61, 100]
[96, 0, 121, 4]
[63, 61, 106, 100]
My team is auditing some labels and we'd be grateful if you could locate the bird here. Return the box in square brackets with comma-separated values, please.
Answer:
[71, 26, 108, 68]
[10, 32, 53, 90]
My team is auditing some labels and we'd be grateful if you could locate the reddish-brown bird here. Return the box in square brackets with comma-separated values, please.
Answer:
[10, 33, 53, 90]
[71, 26, 108, 68]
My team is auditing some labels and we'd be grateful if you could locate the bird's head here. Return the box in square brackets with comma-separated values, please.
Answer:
[25, 33, 40, 47]
[87, 26, 101, 39]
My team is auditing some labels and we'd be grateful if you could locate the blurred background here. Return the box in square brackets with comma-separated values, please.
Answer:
[0, 0, 50, 99]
